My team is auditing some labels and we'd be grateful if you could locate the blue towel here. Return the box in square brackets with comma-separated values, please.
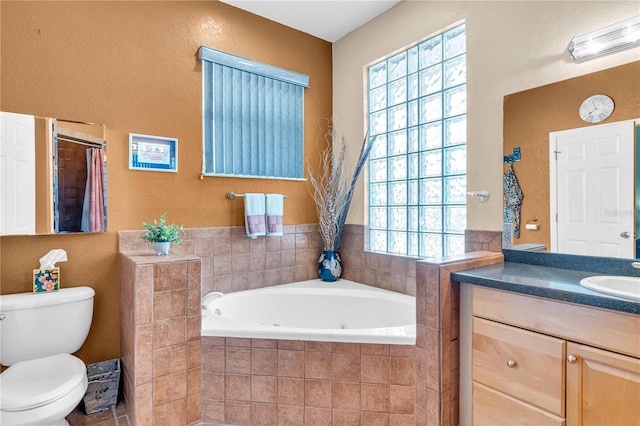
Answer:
[244, 193, 266, 239]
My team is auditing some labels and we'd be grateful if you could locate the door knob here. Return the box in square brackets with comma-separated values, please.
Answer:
[567, 355, 577, 364]
[620, 231, 631, 238]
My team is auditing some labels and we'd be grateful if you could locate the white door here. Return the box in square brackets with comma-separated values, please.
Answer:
[550, 120, 635, 258]
[0, 111, 36, 235]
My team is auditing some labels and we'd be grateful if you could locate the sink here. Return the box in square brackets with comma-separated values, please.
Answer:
[579, 276, 640, 301]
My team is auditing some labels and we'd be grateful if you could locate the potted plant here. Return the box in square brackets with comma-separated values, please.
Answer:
[308, 122, 376, 281]
[142, 213, 183, 256]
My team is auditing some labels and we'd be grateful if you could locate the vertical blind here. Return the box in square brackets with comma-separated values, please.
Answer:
[199, 46, 309, 179]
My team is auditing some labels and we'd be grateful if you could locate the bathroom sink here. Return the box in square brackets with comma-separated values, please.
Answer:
[579, 276, 640, 301]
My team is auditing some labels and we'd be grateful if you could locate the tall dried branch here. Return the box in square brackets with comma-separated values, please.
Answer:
[307, 121, 376, 251]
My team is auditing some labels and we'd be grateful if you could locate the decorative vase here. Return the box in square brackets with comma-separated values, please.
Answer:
[153, 242, 171, 256]
[318, 250, 342, 282]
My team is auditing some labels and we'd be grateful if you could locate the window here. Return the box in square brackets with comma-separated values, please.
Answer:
[367, 24, 466, 258]
[199, 46, 309, 179]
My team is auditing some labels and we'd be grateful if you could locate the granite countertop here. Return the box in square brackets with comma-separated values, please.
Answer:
[451, 261, 640, 315]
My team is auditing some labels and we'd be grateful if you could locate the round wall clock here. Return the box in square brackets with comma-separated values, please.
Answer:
[579, 94, 614, 124]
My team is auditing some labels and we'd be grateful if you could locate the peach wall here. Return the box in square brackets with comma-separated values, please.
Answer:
[0, 1, 331, 364]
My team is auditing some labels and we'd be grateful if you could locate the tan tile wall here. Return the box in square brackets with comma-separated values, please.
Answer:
[464, 230, 502, 252]
[340, 225, 417, 296]
[119, 253, 202, 426]
[414, 252, 504, 426]
[200, 337, 415, 425]
[119, 225, 324, 297]
[120, 224, 417, 297]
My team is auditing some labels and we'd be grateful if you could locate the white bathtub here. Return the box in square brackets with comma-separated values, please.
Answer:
[201, 279, 416, 345]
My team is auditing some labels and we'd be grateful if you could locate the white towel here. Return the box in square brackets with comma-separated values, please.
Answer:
[266, 194, 284, 236]
[244, 193, 266, 239]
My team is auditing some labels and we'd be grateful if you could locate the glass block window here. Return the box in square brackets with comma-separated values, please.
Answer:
[199, 46, 309, 179]
[367, 24, 466, 258]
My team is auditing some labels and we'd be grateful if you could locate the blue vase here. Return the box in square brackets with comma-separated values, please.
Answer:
[318, 250, 342, 282]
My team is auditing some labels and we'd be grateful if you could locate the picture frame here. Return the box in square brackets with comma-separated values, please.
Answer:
[129, 133, 178, 172]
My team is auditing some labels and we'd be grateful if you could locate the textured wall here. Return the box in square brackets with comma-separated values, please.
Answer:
[333, 1, 640, 232]
[0, 1, 331, 364]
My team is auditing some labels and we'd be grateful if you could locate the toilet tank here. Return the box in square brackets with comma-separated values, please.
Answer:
[0, 287, 95, 366]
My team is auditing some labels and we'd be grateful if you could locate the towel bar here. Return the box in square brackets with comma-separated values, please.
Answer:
[227, 192, 287, 199]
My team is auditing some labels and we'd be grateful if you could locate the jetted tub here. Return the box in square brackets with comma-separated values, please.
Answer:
[201, 279, 416, 345]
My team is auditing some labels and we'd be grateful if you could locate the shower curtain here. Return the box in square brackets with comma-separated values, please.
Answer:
[81, 148, 105, 232]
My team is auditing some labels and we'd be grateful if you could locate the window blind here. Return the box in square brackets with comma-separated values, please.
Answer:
[199, 46, 309, 179]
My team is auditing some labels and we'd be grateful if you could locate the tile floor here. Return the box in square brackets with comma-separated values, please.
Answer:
[66, 403, 130, 426]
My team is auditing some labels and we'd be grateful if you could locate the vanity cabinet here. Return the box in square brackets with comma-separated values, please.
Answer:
[471, 286, 640, 426]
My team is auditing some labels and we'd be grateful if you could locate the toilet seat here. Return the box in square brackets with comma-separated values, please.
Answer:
[0, 354, 86, 412]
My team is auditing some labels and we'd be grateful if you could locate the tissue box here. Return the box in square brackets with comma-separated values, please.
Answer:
[33, 268, 60, 292]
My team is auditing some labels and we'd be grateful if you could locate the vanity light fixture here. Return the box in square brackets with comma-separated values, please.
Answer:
[568, 15, 640, 62]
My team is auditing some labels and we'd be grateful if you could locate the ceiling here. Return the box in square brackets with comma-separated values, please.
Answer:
[220, 0, 402, 43]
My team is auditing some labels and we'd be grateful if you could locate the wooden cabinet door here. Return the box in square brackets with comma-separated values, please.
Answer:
[566, 342, 640, 426]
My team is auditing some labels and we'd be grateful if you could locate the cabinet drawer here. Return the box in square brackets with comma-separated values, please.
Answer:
[473, 317, 566, 416]
[472, 286, 640, 358]
[473, 382, 565, 426]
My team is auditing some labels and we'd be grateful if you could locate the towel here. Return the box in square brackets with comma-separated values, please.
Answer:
[244, 193, 266, 239]
[266, 194, 284, 236]
[504, 164, 524, 238]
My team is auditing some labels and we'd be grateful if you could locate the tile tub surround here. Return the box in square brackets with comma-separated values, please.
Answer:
[200, 338, 416, 425]
[119, 225, 323, 299]
[119, 224, 418, 298]
[340, 224, 417, 296]
[119, 226, 504, 424]
[119, 252, 202, 426]
[414, 251, 504, 426]
[195, 249, 502, 425]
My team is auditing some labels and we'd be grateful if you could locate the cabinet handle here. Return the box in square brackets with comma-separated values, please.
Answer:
[506, 359, 517, 368]
[567, 355, 577, 364]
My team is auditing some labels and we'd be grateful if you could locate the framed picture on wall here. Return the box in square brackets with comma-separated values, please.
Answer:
[129, 133, 178, 172]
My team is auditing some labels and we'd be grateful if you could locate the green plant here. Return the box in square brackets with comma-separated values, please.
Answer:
[142, 213, 183, 244]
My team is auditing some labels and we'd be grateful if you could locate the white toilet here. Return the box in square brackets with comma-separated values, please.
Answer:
[0, 287, 95, 426]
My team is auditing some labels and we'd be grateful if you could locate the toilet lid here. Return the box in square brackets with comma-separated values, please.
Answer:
[0, 354, 86, 411]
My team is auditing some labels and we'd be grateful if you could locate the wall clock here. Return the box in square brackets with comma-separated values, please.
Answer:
[579, 94, 614, 124]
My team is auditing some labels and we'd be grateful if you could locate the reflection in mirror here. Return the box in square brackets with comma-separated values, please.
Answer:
[1, 112, 106, 235]
[502, 62, 639, 260]
[53, 120, 107, 233]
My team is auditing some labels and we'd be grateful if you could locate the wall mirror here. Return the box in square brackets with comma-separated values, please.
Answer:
[502, 62, 639, 260]
[0, 112, 107, 235]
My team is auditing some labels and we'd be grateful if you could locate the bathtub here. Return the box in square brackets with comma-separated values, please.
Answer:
[201, 279, 416, 345]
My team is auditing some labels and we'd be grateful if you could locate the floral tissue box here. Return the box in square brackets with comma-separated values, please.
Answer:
[33, 268, 60, 292]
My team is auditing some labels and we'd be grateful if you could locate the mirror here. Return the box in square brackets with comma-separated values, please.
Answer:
[53, 119, 107, 233]
[1, 112, 107, 235]
[502, 62, 639, 259]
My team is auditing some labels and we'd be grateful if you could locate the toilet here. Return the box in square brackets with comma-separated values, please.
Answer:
[0, 287, 95, 425]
